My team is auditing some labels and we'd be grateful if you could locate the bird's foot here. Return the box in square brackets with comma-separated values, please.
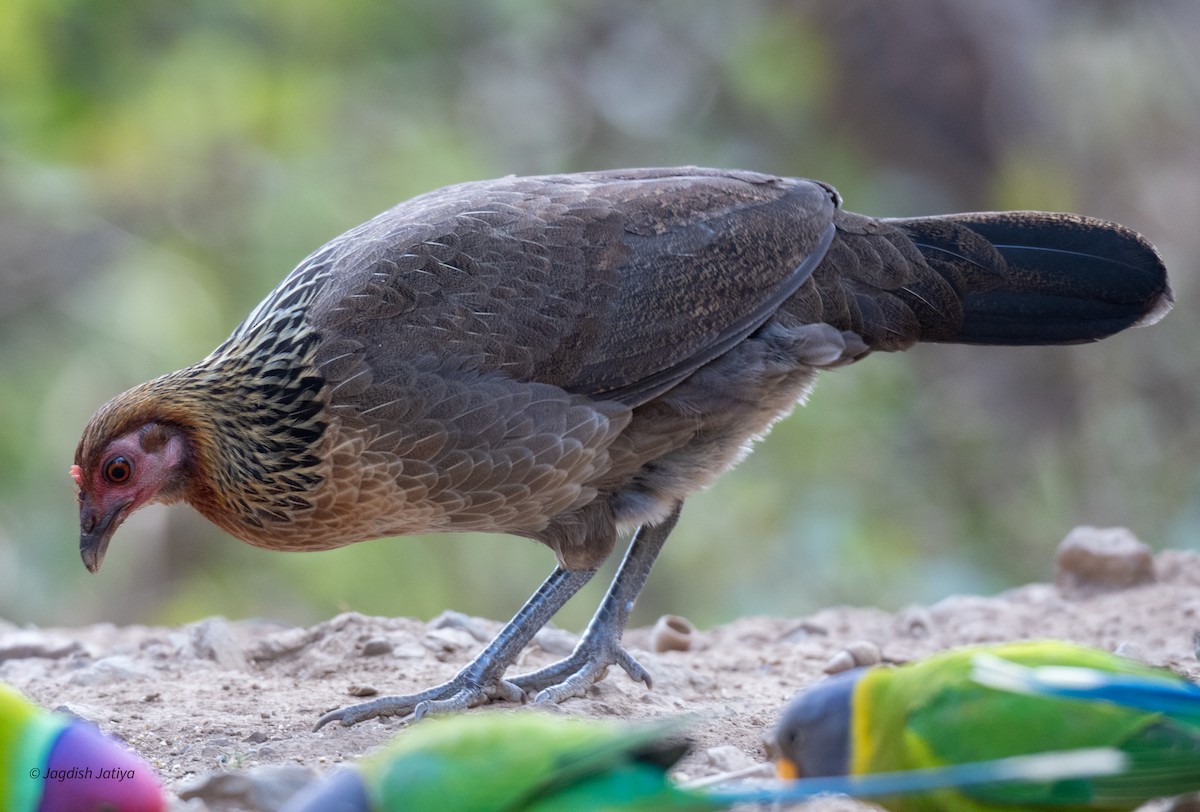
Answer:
[503, 509, 680, 705]
[313, 668, 526, 730]
[313, 566, 600, 730]
[512, 630, 652, 704]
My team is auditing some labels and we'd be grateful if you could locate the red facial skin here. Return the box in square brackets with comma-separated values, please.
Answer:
[73, 426, 187, 572]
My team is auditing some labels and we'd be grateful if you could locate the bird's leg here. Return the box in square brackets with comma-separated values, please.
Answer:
[313, 564, 596, 729]
[511, 503, 681, 704]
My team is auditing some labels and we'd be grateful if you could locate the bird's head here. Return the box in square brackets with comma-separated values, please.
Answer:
[774, 667, 863, 780]
[73, 391, 193, 573]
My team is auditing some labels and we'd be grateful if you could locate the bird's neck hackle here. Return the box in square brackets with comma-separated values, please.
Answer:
[190, 313, 332, 536]
[81, 309, 331, 541]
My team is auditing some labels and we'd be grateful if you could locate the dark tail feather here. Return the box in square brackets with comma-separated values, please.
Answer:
[891, 212, 1172, 345]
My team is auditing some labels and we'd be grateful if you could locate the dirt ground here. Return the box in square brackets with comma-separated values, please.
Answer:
[3, 535, 1198, 811]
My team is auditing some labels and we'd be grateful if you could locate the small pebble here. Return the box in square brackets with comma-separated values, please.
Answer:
[53, 701, 112, 725]
[1113, 641, 1146, 663]
[428, 610, 491, 642]
[247, 626, 317, 662]
[823, 640, 882, 674]
[533, 626, 578, 656]
[704, 744, 758, 773]
[423, 627, 478, 652]
[650, 615, 696, 653]
[66, 655, 155, 686]
[1055, 526, 1155, 599]
[0, 633, 83, 661]
[347, 684, 379, 697]
[895, 606, 933, 638]
[360, 637, 393, 657]
[177, 764, 316, 812]
[779, 621, 827, 643]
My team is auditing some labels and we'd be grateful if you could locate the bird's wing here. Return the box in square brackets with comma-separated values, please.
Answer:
[900, 682, 1141, 807]
[888, 644, 1200, 807]
[972, 651, 1200, 721]
[307, 167, 839, 407]
[543, 168, 837, 404]
[971, 650, 1200, 805]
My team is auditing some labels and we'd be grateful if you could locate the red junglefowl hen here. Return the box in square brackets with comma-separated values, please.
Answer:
[72, 168, 1171, 728]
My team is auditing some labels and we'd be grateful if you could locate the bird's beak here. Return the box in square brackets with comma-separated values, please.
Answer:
[777, 757, 801, 781]
[79, 498, 130, 574]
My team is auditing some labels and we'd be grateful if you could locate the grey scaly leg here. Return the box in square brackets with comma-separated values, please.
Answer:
[512, 503, 682, 702]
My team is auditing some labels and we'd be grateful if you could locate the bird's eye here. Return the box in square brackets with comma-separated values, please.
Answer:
[104, 456, 133, 484]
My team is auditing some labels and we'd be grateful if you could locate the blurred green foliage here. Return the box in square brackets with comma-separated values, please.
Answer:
[1, 0, 1198, 632]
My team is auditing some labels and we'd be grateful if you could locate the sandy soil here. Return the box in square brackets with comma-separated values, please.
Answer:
[2, 539, 1198, 811]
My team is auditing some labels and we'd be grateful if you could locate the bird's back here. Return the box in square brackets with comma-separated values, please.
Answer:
[857, 642, 1200, 812]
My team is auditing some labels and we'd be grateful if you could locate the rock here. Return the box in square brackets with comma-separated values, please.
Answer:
[823, 640, 882, 674]
[168, 799, 210, 812]
[53, 701, 113, 725]
[423, 627, 479, 653]
[176, 764, 316, 812]
[1113, 641, 1147, 662]
[704, 744, 759, 773]
[895, 606, 933, 638]
[779, 621, 828, 643]
[67, 655, 154, 686]
[246, 626, 316, 662]
[189, 618, 249, 672]
[360, 637, 393, 657]
[391, 638, 429, 659]
[650, 615, 696, 653]
[1055, 526, 1155, 599]
[0, 632, 84, 661]
[532, 626, 578, 656]
[428, 610, 492, 642]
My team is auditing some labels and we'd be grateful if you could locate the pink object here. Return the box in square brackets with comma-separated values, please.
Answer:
[38, 721, 165, 812]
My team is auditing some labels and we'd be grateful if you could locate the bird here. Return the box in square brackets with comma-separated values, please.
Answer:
[280, 712, 713, 812]
[0, 682, 165, 812]
[279, 708, 1124, 811]
[71, 167, 1172, 728]
[773, 639, 1200, 811]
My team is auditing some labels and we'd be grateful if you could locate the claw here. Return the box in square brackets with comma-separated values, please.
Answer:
[314, 696, 415, 730]
[519, 640, 653, 705]
[411, 678, 526, 721]
[313, 670, 533, 730]
[615, 648, 654, 686]
[314, 677, 493, 730]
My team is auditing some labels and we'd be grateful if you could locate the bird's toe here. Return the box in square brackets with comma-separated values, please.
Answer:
[313, 673, 528, 730]
[516, 639, 653, 704]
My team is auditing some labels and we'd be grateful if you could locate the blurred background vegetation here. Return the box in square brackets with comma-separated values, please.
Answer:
[2, 0, 1198, 633]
